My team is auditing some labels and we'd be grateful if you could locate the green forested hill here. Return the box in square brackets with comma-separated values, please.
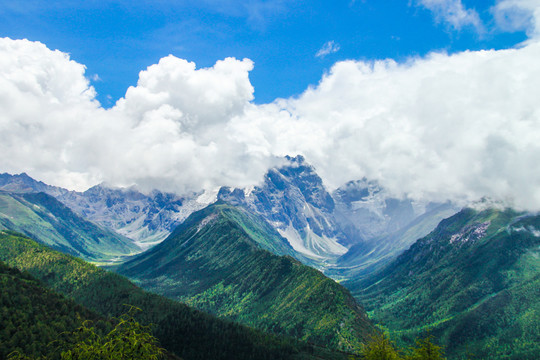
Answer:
[0, 260, 105, 359]
[0, 230, 354, 360]
[117, 202, 375, 352]
[0, 191, 138, 261]
[348, 208, 540, 359]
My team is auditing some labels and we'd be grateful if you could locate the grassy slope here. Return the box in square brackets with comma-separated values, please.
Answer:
[117, 202, 375, 353]
[348, 208, 540, 359]
[0, 230, 353, 360]
[0, 191, 138, 261]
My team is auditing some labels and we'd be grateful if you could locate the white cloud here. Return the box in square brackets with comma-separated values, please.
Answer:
[492, 0, 540, 37]
[0, 38, 275, 193]
[415, 0, 483, 31]
[230, 42, 540, 211]
[316, 41, 340, 58]
[2, 27, 540, 211]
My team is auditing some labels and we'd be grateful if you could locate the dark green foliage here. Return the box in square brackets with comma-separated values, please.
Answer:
[406, 334, 445, 360]
[59, 307, 164, 360]
[361, 333, 402, 360]
[0, 230, 352, 360]
[117, 202, 375, 352]
[0, 191, 138, 261]
[360, 332, 446, 360]
[0, 260, 107, 359]
[349, 208, 540, 359]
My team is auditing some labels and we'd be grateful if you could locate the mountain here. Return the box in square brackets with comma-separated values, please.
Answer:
[56, 184, 211, 249]
[0, 230, 354, 360]
[0, 172, 68, 197]
[348, 207, 540, 359]
[332, 179, 419, 242]
[1, 169, 456, 272]
[0, 172, 211, 248]
[0, 190, 138, 261]
[329, 199, 459, 280]
[218, 155, 348, 266]
[117, 202, 376, 352]
[218, 158, 458, 272]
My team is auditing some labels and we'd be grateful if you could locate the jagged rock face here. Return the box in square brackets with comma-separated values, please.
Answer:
[0, 173, 210, 248]
[218, 155, 348, 264]
[56, 185, 209, 248]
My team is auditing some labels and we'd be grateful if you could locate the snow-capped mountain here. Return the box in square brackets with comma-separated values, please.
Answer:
[218, 155, 349, 265]
[218, 158, 459, 270]
[1, 165, 459, 269]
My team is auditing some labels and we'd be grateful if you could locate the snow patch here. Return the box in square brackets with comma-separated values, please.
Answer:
[197, 188, 219, 205]
[450, 221, 490, 244]
[197, 213, 218, 233]
[278, 224, 347, 260]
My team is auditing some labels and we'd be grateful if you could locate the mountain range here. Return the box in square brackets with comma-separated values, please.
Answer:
[116, 202, 375, 352]
[0, 159, 538, 359]
[0, 172, 212, 249]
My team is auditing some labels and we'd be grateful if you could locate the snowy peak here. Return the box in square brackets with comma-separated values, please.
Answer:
[218, 156, 346, 264]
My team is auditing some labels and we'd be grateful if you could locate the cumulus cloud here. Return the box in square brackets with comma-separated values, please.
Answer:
[316, 41, 340, 58]
[2, 22, 540, 211]
[415, 0, 483, 31]
[0, 38, 275, 193]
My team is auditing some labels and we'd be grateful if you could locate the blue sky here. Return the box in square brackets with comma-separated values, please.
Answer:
[0, 0, 528, 106]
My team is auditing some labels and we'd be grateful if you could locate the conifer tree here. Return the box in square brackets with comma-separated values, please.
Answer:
[361, 332, 402, 360]
[406, 333, 445, 360]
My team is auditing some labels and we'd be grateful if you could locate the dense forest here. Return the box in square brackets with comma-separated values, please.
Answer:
[0, 260, 106, 359]
[0, 230, 354, 360]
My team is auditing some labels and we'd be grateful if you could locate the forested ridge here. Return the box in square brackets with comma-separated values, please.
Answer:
[350, 208, 540, 359]
[0, 230, 355, 360]
[117, 203, 375, 352]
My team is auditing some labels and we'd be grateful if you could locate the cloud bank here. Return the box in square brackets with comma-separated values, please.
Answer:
[1, 2, 540, 211]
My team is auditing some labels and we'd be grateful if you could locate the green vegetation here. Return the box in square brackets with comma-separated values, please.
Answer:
[349, 208, 540, 359]
[360, 332, 445, 360]
[0, 230, 355, 360]
[55, 307, 164, 360]
[0, 259, 109, 359]
[4, 302, 166, 360]
[0, 191, 138, 261]
[117, 202, 375, 352]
